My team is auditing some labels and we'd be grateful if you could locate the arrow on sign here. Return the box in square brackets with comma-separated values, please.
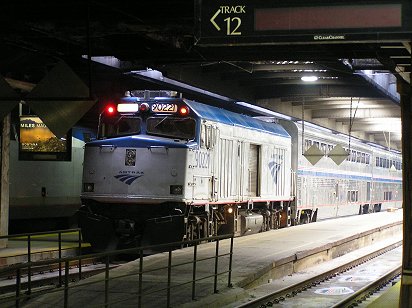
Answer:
[210, 9, 221, 31]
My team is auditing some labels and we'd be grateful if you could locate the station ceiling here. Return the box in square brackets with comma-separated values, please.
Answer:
[0, 1, 410, 150]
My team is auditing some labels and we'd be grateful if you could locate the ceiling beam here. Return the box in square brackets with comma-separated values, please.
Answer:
[312, 107, 400, 119]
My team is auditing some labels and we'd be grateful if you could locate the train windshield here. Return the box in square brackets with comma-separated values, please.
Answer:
[100, 116, 141, 138]
[146, 117, 196, 140]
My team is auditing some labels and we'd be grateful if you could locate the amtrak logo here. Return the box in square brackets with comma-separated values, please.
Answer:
[268, 155, 283, 184]
[114, 171, 144, 185]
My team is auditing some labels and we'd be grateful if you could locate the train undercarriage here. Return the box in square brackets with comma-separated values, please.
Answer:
[77, 200, 293, 251]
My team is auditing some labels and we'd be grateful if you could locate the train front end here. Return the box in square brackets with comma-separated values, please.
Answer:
[79, 91, 198, 249]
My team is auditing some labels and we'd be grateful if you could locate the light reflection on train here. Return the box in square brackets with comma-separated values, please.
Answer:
[78, 91, 402, 249]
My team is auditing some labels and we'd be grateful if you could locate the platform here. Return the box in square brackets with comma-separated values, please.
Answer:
[0, 231, 89, 267]
[17, 210, 402, 308]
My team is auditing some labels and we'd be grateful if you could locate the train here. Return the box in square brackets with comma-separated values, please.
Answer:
[7, 118, 95, 232]
[78, 90, 402, 250]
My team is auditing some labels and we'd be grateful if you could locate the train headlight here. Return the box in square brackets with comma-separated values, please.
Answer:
[83, 183, 94, 192]
[170, 185, 183, 195]
[227, 207, 234, 214]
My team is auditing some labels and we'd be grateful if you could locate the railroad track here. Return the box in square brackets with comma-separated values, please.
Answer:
[238, 241, 402, 307]
[0, 258, 121, 297]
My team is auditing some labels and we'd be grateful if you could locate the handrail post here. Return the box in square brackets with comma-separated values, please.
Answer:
[214, 239, 220, 293]
[138, 248, 143, 308]
[58, 232, 62, 287]
[192, 242, 198, 300]
[228, 235, 234, 287]
[27, 234, 31, 295]
[78, 230, 82, 280]
[167, 248, 172, 308]
[64, 261, 69, 308]
[16, 268, 21, 308]
[105, 255, 110, 307]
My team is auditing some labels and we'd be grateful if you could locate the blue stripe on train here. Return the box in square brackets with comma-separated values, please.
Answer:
[297, 169, 402, 184]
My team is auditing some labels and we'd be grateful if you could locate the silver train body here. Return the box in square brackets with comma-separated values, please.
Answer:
[78, 91, 402, 249]
[7, 127, 93, 230]
[280, 120, 402, 223]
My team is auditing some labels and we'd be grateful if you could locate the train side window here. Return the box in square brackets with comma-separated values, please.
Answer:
[384, 191, 393, 200]
[305, 139, 312, 151]
[356, 151, 361, 163]
[347, 190, 358, 202]
[366, 154, 370, 165]
[351, 150, 356, 162]
[313, 141, 319, 148]
[361, 153, 366, 164]
[320, 143, 327, 155]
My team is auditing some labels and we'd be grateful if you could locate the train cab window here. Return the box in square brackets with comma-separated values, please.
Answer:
[101, 116, 141, 138]
[147, 117, 196, 140]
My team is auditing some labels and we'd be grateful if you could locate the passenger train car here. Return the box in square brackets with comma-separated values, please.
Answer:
[78, 91, 402, 249]
[7, 125, 95, 232]
[280, 120, 402, 224]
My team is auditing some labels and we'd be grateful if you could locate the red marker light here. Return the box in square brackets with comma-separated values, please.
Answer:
[179, 106, 189, 116]
[106, 105, 115, 114]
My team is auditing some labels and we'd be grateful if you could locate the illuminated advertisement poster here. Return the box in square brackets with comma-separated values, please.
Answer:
[19, 116, 66, 153]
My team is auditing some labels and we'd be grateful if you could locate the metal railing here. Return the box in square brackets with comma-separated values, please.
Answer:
[0, 228, 84, 294]
[0, 233, 234, 308]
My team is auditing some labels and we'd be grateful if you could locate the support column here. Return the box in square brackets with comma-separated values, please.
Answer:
[399, 52, 412, 306]
[0, 113, 10, 248]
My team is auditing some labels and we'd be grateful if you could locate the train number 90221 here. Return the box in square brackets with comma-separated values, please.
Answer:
[151, 103, 178, 113]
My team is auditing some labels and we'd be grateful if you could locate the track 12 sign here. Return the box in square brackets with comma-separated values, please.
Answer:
[195, 0, 411, 46]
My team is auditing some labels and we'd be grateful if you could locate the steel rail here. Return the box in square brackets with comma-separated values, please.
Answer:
[331, 266, 401, 308]
[238, 240, 402, 308]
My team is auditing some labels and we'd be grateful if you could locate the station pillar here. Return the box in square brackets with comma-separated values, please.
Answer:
[0, 113, 10, 248]
[399, 51, 412, 306]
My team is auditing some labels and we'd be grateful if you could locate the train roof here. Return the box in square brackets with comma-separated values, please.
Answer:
[185, 99, 290, 139]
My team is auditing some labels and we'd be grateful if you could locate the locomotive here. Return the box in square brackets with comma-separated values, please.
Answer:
[78, 90, 402, 249]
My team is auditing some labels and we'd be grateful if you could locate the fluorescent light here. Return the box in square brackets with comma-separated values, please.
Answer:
[117, 103, 139, 113]
[301, 76, 318, 82]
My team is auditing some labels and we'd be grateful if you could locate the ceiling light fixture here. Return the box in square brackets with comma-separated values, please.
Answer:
[301, 76, 318, 82]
